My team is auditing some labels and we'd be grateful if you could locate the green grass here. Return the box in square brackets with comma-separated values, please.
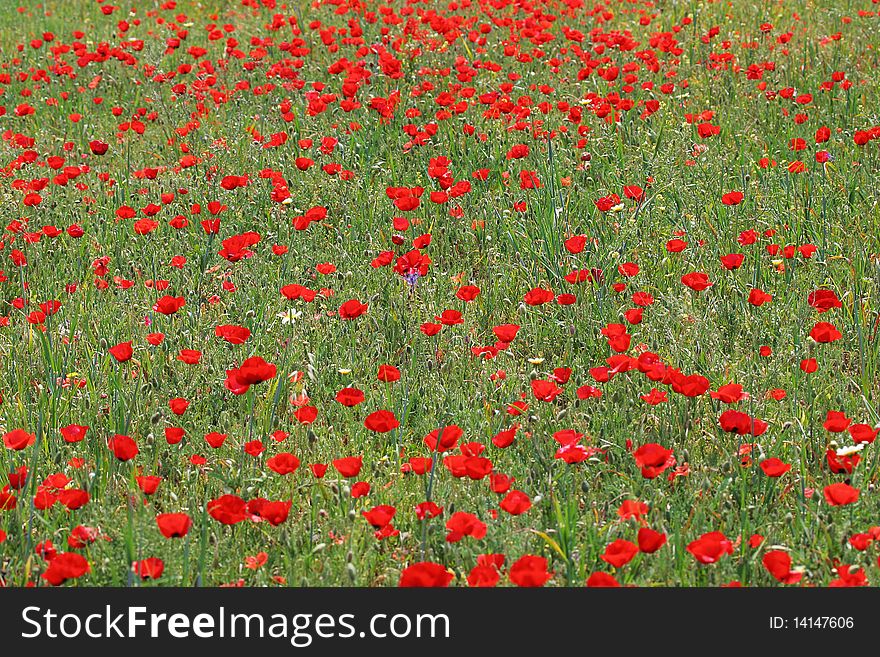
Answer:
[0, 0, 878, 587]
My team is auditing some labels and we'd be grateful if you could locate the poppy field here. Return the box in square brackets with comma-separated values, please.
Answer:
[0, 0, 878, 589]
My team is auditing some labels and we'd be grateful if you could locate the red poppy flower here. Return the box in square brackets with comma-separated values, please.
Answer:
[640, 388, 668, 405]
[748, 288, 772, 306]
[153, 295, 186, 315]
[134, 557, 165, 580]
[168, 397, 189, 415]
[4, 428, 36, 451]
[632, 291, 654, 306]
[237, 356, 277, 384]
[493, 324, 520, 342]
[364, 410, 400, 433]
[58, 489, 89, 510]
[136, 476, 161, 495]
[267, 452, 301, 475]
[681, 272, 713, 291]
[601, 539, 639, 567]
[165, 427, 186, 445]
[332, 456, 363, 478]
[424, 425, 462, 451]
[623, 185, 645, 201]
[156, 512, 193, 538]
[577, 385, 603, 399]
[178, 349, 202, 364]
[499, 490, 531, 515]
[586, 571, 620, 587]
[829, 565, 868, 587]
[468, 565, 500, 587]
[508, 555, 552, 587]
[415, 501, 444, 520]
[633, 443, 674, 479]
[823, 482, 859, 507]
[399, 562, 453, 587]
[108, 341, 133, 362]
[280, 284, 317, 301]
[215, 324, 251, 344]
[338, 299, 368, 319]
[420, 322, 442, 336]
[762, 550, 802, 584]
[531, 379, 563, 402]
[595, 194, 621, 212]
[363, 504, 397, 528]
[456, 285, 480, 302]
[850, 424, 878, 444]
[823, 410, 850, 432]
[618, 500, 649, 521]
[445, 511, 487, 542]
[107, 434, 138, 461]
[721, 191, 744, 205]
[89, 140, 109, 155]
[524, 288, 554, 305]
[244, 441, 265, 457]
[564, 234, 586, 253]
[808, 289, 842, 313]
[687, 531, 734, 564]
[294, 406, 318, 424]
[208, 494, 248, 525]
[720, 253, 745, 270]
[637, 528, 667, 553]
[825, 449, 859, 474]
[809, 321, 842, 343]
[800, 358, 818, 373]
[226, 356, 277, 394]
[0, 489, 17, 511]
[760, 458, 791, 477]
[435, 309, 463, 325]
[719, 409, 768, 436]
[146, 332, 165, 346]
[671, 373, 710, 397]
[377, 364, 401, 382]
[42, 552, 90, 586]
[205, 432, 227, 449]
[259, 500, 292, 526]
[335, 387, 365, 406]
